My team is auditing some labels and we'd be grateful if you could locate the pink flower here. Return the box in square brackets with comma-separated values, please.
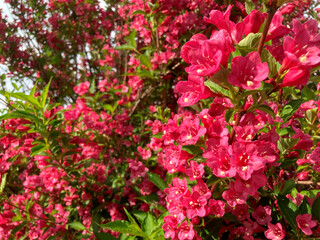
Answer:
[185, 161, 205, 181]
[208, 199, 225, 217]
[163, 216, 178, 239]
[175, 75, 211, 106]
[181, 30, 234, 76]
[183, 191, 207, 218]
[222, 182, 247, 207]
[228, 51, 269, 90]
[74, 81, 90, 95]
[265, 223, 286, 240]
[296, 214, 317, 235]
[178, 117, 206, 146]
[252, 205, 272, 225]
[178, 221, 195, 240]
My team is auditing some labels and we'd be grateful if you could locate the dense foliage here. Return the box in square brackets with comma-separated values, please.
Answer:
[0, 0, 320, 239]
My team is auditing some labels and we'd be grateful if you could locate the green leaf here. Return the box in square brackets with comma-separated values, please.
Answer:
[204, 81, 231, 98]
[123, 208, 139, 227]
[280, 179, 295, 196]
[147, 172, 168, 191]
[280, 99, 303, 121]
[0, 110, 42, 125]
[11, 221, 28, 236]
[277, 195, 298, 229]
[245, 0, 255, 13]
[225, 109, 234, 123]
[115, 45, 136, 51]
[95, 232, 117, 240]
[136, 192, 159, 205]
[182, 145, 203, 155]
[206, 175, 222, 187]
[256, 104, 275, 119]
[140, 55, 152, 69]
[277, 137, 299, 155]
[30, 144, 47, 157]
[101, 221, 147, 238]
[129, 30, 137, 49]
[301, 85, 315, 101]
[0, 173, 7, 193]
[203, 219, 223, 240]
[89, 79, 96, 94]
[68, 222, 87, 231]
[41, 79, 51, 108]
[312, 196, 320, 221]
[142, 213, 155, 236]
[261, 49, 278, 78]
[238, 33, 261, 50]
[10, 92, 42, 109]
[299, 197, 311, 215]
[278, 127, 295, 136]
[133, 210, 148, 224]
[132, 10, 146, 15]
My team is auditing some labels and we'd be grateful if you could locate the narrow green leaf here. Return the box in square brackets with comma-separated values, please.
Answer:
[132, 10, 146, 15]
[129, 30, 137, 49]
[115, 45, 136, 51]
[204, 81, 231, 98]
[0, 110, 42, 125]
[41, 79, 51, 108]
[0, 173, 7, 193]
[123, 208, 139, 227]
[89, 79, 96, 94]
[11, 221, 28, 236]
[68, 222, 87, 231]
[10, 92, 42, 109]
[30, 144, 47, 157]
[147, 172, 168, 191]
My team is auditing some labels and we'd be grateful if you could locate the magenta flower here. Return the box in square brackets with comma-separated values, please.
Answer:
[228, 51, 269, 90]
[208, 199, 225, 218]
[181, 30, 234, 76]
[265, 223, 286, 240]
[185, 161, 205, 181]
[183, 191, 207, 218]
[175, 75, 211, 106]
[74, 81, 90, 95]
[252, 205, 272, 225]
[297, 214, 317, 235]
[178, 221, 195, 240]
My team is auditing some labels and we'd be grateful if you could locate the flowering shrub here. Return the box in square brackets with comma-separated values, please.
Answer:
[0, 0, 320, 240]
